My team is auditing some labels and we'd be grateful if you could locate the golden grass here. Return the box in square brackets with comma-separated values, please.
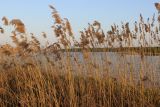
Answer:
[0, 65, 160, 107]
[0, 4, 160, 107]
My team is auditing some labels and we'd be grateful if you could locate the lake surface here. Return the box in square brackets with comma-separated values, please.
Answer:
[65, 52, 160, 71]
[38, 52, 160, 73]
[1, 52, 159, 86]
[59, 52, 160, 86]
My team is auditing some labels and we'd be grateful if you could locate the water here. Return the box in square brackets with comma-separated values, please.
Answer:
[1, 52, 159, 86]
[62, 52, 160, 86]
[67, 52, 160, 72]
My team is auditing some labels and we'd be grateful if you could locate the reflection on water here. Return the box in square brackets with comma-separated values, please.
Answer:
[2, 52, 158, 86]
[68, 52, 160, 72]
[62, 52, 160, 85]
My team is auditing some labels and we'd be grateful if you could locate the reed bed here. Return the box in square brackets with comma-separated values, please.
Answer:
[0, 3, 160, 107]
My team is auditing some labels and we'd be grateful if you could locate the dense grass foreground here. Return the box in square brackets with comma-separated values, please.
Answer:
[0, 3, 160, 107]
[0, 65, 160, 107]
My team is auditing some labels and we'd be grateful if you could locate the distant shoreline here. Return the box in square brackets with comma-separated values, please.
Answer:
[60, 47, 160, 56]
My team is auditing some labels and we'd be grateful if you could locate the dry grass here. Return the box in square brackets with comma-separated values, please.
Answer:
[0, 3, 160, 107]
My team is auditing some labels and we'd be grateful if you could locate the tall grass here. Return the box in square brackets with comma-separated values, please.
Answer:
[0, 3, 160, 107]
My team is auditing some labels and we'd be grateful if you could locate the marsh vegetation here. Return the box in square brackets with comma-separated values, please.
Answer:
[0, 3, 160, 107]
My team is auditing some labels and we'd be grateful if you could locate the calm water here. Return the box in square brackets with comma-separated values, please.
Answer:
[66, 52, 160, 72]
[58, 52, 160, 86]
[2, 52, 159, 86]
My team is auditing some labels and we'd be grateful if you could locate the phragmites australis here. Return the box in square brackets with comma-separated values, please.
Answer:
[10, 19, 25, 33]
[42, 32, 47, 38]
[158, 15, 160, 23]
[0, 27, 4, 33]
[2, 16, 9, 25]
[155, 3, 160, 13]
[49, 5, 62, 24]
[64, 18, 73, 37]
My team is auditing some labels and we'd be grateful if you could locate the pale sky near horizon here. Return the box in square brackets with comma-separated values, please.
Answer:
[0, 0, 159, 44]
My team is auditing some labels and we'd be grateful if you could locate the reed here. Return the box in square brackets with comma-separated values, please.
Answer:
[0, 3, 160, 107]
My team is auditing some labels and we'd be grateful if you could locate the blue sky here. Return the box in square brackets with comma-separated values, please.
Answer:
[0, 0, 159, 43]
